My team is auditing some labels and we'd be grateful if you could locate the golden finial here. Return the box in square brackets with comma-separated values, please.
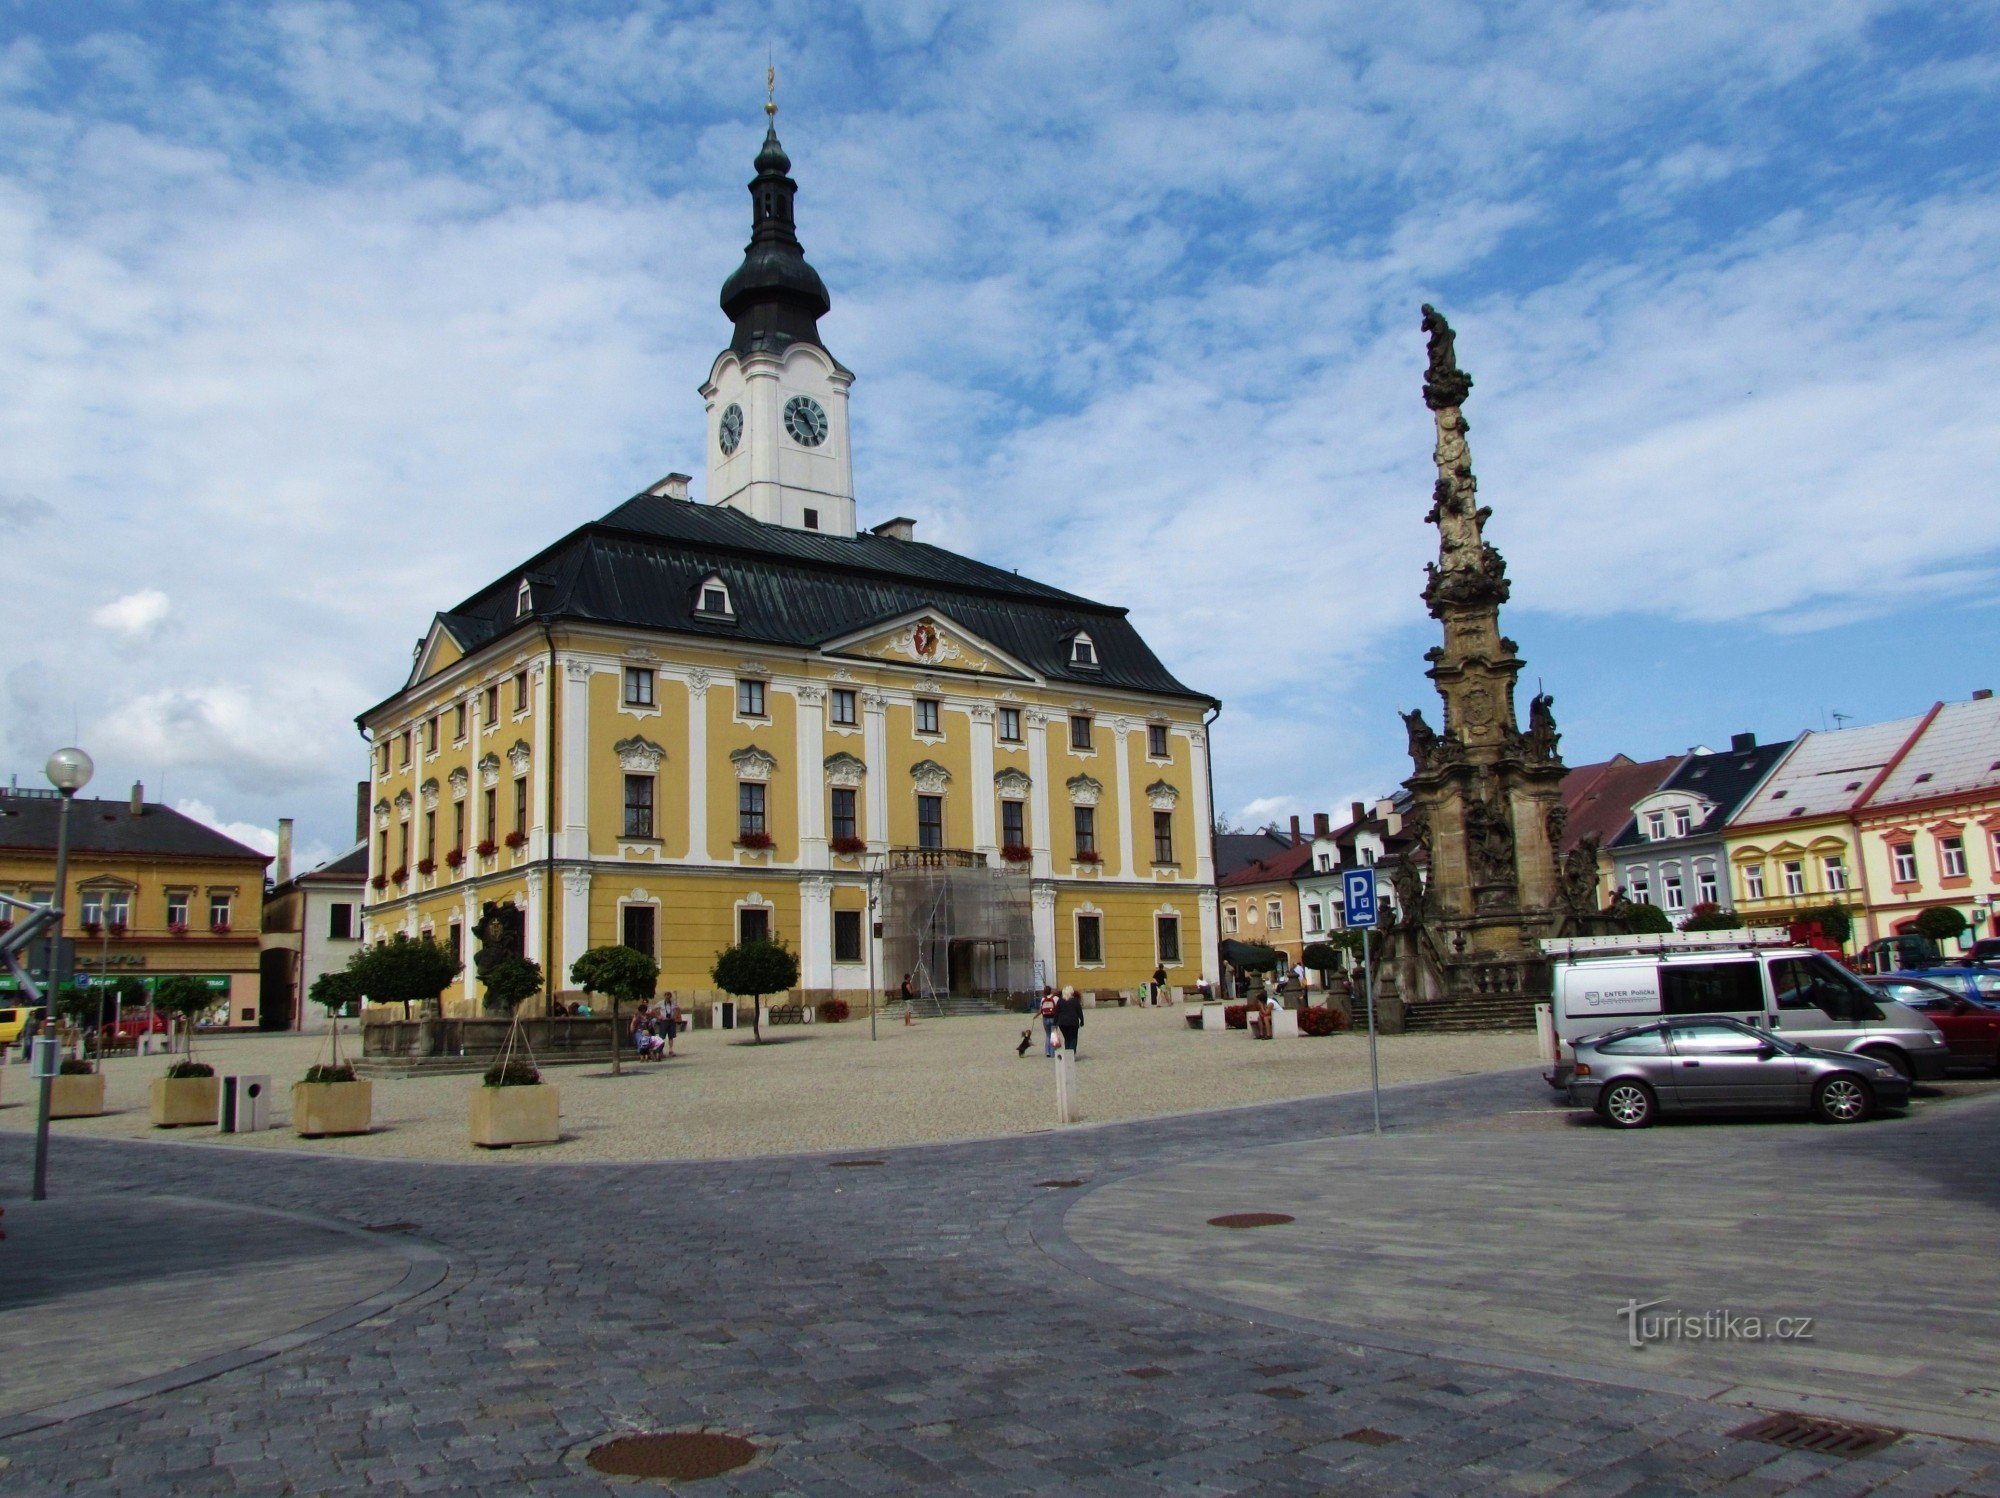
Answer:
[765, 60, 776, 118]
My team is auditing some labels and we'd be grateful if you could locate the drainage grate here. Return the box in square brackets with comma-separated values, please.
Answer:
[827, 1159, 885, 1169]
[1207, 1212, 1295, 1229]
[1036, 1179, 1086, 1189]
[586, 1432, 758, 1481]
[1342, 1428, 1402, 1447]
[1125, 1366, 1172, 1380]
[1730, 1413, 1902, 1459]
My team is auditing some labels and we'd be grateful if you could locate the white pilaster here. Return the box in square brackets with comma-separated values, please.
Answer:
[560, 659, 592, 859]
[799, 874, 834, 989]
[795, 684, 828, 868]
[1031, 880, 1058, 989]
[863, 689, 889, 850]
[1188, 724, 1217, 884]
[524, 867, 546, 992]
[461, 887, 480, 1011]
[686, 669, 711, 862]
[1027, 709, 1053, 881]
[530, 662, 551, 860]
[1112, 717, 1136, 879]
[1198, 888, 1221, 988]
[560, 866, 591, 982]
[969, 704, 996, 859]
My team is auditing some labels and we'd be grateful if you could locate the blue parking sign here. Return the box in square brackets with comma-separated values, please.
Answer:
[1342, 868, 1378, 929]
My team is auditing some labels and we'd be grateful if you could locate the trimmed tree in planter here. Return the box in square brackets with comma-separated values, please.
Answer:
[480, 956, 543, 1018]
[711, 939, 799, 1043]
[569, 945, 659, 1077]
[472, 997, 559, 1149]
[1914, 904, 1969, 947]
[349, 932, 461, 1022]
[295, 969, 371, 1137]
[150, 974, 221, 1126]
[1679, 902, 1742, 932]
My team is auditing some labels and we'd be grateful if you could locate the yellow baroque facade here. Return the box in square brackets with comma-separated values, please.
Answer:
[355, 117, 1218, 1014]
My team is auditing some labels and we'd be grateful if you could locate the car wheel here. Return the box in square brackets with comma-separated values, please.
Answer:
[1812, 1073, 1874, 1124]
[1598, 1080, 1656, 1130]
[1858, 1046, 1912, 1082]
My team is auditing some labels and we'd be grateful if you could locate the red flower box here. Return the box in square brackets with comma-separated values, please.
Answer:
[476, 839, 498, 857]
[390, 865, 410, 883]
[108, 921, 128, 937]
[736, 830, 775, 850]
[830, 835, 867, 855]
[1074, 849, 1102, 864]
[80, 921, 102, 936]
[169, 921, 189, 936]
[1297, 1005, 1346, 1036]
[210, 921, 231, 935]
[504, 831, 528, 850]
[1000, 843, 1033, 863]
[369, 876, 388, 892]
[445, 848, 465, 869]
[416, 857, 436, 876]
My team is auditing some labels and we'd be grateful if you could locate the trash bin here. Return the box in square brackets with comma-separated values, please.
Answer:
[219, 1074, 271, 1132]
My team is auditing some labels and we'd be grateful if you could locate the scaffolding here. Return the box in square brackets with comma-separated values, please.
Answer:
[880, 850, 1035, 1012]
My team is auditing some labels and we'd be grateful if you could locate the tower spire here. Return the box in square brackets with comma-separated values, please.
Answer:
[718, 79, 831, 358]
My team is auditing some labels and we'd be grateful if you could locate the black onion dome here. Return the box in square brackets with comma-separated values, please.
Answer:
[719, 122, 832, 357]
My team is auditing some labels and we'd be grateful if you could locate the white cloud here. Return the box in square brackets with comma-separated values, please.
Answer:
[90, 588, 170, 637]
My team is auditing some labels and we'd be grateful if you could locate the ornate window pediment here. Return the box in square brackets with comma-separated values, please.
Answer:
[447, 767, 469, 796]
[392, 789, 413, 811]
[1145, 779, 1180, 811]
[614, 734, 667, 772]
[477, 752, 502, 787]
[1066, 773, 1103, 807]
[419, 777, 441, 809]
[824, 751, 867, 788]
[994, 767, 1032, 798]
[730, 745, 778, 781]
[910, 758, 952, 794]
[506, 739, 532, 774]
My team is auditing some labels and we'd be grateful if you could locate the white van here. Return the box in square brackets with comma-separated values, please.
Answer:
[1538, 930, 1949, 1089]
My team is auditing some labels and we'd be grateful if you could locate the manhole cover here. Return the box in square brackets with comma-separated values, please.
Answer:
[1342, 1428, 1402, 1446]
[828, 1159, 884, 1169]
[1207, 1212, 1295, 1229]
[1730, 1413, 1901, 1459]
[1037, 1179, 1086, 1188]
[586, 1432, 758, 1481]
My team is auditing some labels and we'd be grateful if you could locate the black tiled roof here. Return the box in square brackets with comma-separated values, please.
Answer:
[0, 794, 271, 863]
[298, 844, 368, 882]
[1607, 739, 1795, 849]
[368, 493, 1210, 718]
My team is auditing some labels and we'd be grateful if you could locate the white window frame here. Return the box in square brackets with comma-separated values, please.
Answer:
[1743, 865, 1765, 901]
[1941, 835, 1967, 879]
[830, 688, 857, 727]
[1891, 842, 1918, 883]
[1070, 632, 1097, 667]
[1223, 903, 1238, 934]
[1671, 808, 1693, 837]
[914, 697, 941, 735]
[623, 666, 655, 707]
[1266, 898, 1283, 931]
[1695, 870, 1718, 906]
[1646, 811, 1666, 841]
[696, 575, 734, 618]
[1662, 874, 1686, 912]
[736, 678, 767, 718]
[998, 706, 1021, 742]
[1823, 855, 1848, 892]
[1781, 860, 1805, 897]
[1305, 902, 1322, 934]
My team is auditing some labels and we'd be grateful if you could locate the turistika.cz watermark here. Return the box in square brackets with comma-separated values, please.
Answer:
[1617, 1298, 1816, 1350]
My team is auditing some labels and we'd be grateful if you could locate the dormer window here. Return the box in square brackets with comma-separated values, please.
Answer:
[695, 575, 734, 619]
[1671, 807, 1692, 837]
[516, 580, 532, 617]
[1646, 811, 1666, 840]
[1069, 632, 1098, 668]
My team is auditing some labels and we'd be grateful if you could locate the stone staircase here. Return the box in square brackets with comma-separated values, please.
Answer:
[1401, 991, 1542, 1033]
[886, 994, 1021, 1020]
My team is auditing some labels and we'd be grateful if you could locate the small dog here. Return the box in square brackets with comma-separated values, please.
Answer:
[1016, 1028, 1033, 1057]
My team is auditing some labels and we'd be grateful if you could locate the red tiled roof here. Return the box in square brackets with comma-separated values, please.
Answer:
[1218, 842, 1314, 887]
[1559, 753, 1683, 852]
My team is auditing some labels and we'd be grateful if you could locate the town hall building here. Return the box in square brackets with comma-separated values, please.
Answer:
[355, 113, 1220, 1013]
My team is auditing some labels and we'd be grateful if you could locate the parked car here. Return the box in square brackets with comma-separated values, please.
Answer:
[106, 1012, 172, 1039]
[1888, 966, 2000, 1008]
[1857, 934, 1944, 974]
[1544, 936, 1950, 1086]
[1965, 938, 2000, 965]
[0, 1004, 45, 1046]
[1863, 976, 2000, 1071]
[1567, 1016, 1909, 1128]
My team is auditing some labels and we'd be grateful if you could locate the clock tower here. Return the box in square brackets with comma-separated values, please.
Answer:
[701, 107, 857, 537]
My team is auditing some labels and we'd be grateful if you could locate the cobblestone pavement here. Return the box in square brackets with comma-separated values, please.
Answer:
[3, 1070, 1999, 1495]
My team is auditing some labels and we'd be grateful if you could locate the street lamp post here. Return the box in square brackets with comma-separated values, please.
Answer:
[33, 746, 93, 1202]
[864, 851, 885, 1042]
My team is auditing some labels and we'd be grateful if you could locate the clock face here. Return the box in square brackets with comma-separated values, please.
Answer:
[783, 394, 828, 447]
[718, 403, 743, 456]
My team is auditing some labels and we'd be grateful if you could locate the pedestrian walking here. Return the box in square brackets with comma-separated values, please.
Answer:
[1038, 985, 1058, 1056]
[662, 993, 681, 1058]
[1054, 985, 1084, 1057]
[1150, 964, 1166, 1004]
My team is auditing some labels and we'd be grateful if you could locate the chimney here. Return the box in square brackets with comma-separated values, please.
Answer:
[1730, 731, 1756, 753]
[1975, 689, 1993, 701]
[870, 517, 917, 542]
[355, 780, 370, 843]
[1312, 812, 1330, 838]
[645, 472, 692, 501]
[130, 780, 144, 816]
[1289, 815, 1302, 846]
[1351, 800, 1366, 826]
[276, 818, 294, 885]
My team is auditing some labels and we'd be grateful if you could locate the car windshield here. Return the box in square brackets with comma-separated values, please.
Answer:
[1772, 953, 1883, 1021]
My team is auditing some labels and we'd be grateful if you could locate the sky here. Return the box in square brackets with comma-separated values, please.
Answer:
[1, 1, 1996, 868]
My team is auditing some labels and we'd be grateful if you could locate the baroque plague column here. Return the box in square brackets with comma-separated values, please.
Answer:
[1384, 306, 1586, 1028]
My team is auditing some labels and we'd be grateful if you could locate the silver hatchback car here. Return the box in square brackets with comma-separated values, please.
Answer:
[1568, 1015, 1910, 1128]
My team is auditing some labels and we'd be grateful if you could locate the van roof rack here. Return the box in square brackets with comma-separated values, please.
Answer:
[1538, 928, 1794, 960]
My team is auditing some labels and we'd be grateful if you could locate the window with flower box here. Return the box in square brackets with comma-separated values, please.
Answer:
[166, 892, 189, 929]
[513, 779, 528, 838]
[209, 894, 231, 930]
[1073, 806, 1097, 858]
[1001, 799, 1025, 850]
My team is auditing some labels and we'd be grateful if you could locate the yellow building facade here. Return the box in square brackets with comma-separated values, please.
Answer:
[0, 785, 270, 1025]
[356, 118, 1218, 1013]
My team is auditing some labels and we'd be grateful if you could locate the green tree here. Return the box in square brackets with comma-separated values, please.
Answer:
[1790, 903, 1854, 946]
[480, 956, 543, 1017]
[347, 933, 460, 1019]
[711, 939, 799, 1043]
[1620, 900, 1674, 935]
[51, 983, 96, 1028]
[1301, 941, 1342, 981]
[570, 945, 659, 1076]
[153, 974, 220, 1058]
[1914, 905, 1969, 945]
[1678, 903, 1742, 933]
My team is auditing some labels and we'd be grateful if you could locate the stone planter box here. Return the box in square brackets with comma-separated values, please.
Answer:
[150, 1075, 219, 1128]
[50, 1072, 106, 1118]
[469, 1083, 559, 1148]
[292, 1080, 373, 1137]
